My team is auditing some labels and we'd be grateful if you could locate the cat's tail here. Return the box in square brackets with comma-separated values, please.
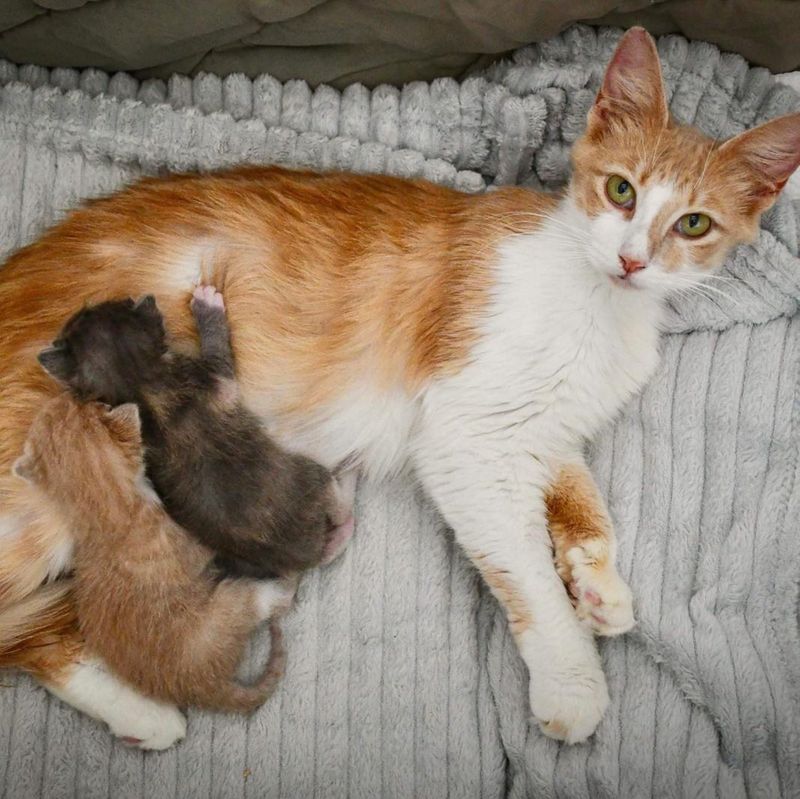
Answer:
[0, 580, 82, 679]
[211, 620, 286, 714]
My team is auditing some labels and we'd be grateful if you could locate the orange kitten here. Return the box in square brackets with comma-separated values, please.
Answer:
[12, 392, 292, 715]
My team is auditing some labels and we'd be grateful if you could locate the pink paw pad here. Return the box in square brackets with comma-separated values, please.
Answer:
[583, 589, 603, 607]
[192, 284, 225, 310]
[119, 736, 144, 746]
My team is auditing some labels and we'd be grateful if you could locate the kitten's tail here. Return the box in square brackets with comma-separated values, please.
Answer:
[210, 620, 286, 714]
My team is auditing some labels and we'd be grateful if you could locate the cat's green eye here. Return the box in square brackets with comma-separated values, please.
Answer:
[606, 175, 636, 208]
[676, 212, 712, 238]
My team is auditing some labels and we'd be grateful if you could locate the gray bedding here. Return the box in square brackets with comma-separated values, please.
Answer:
[0, 24, 799, 799]
[0, 1, 798, 88]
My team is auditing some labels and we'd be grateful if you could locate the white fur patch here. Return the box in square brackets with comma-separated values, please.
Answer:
[584, 182, 676, 282]
[48, 659, 186, 750]
[163, 239, 224, 291]
[254, 579, 296, 621]
[46, 537, 74, 581]
[619, 181, 674, 263]
[135, 469, 162, 506]
[0, 513, 24, 543]
[278, 381, 416, 480]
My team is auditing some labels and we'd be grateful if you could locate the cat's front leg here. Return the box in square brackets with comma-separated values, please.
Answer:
[546, 459, 635, 636]
[190, 284, 236, 378]
[414, 444, 609, 743]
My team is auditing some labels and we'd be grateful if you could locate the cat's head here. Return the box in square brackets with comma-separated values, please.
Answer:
[569, 27, 800, 296]
[38, 295, 167, 404]
[13, 393, 144, 490]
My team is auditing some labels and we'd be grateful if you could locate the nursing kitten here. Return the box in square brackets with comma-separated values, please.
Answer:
[12, 392, 292, 712]
[1, 27, 798, 746]
[38, 286, 355, 580]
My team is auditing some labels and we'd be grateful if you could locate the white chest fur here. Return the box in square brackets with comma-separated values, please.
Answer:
[422, 220, 663, 459]
[275, 204, 663, 477]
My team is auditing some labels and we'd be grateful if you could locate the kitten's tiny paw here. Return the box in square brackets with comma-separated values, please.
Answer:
[109, 701, 186, 750]
[255, 577, 297, 620]
[321, 515, 355, 565]
[191, 284, 225, 311]
[529, 659, 609, 744]
[566, 542, 634, 637]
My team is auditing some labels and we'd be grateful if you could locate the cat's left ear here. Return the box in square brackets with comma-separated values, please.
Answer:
[134, 295, 159, 314]
[718, 112, 800, 206]
[38, 344, 74, 382]
[588, 27, 669, 136]
[12, 451, 37, 483]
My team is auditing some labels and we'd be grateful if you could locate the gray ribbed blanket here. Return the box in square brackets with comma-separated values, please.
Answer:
[0, 25, 798, 799]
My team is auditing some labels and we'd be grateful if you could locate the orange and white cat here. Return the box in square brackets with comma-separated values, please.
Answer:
[1, 27, 799, 746]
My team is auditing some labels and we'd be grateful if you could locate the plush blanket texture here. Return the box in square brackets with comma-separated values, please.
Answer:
[0, 24, 799, 799]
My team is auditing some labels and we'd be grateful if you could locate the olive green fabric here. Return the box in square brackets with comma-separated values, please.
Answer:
[0, 0, 798, 89]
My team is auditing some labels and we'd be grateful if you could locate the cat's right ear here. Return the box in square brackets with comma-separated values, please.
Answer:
[38, 345, 73, 382]
[588, 27, 669, 136]
[105, 403, 142, 446]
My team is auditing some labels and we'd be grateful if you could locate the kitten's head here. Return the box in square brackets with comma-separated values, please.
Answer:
[13, 393, 143, 492]
[38, 295, 167, 404]
[570, 27, 800, 296]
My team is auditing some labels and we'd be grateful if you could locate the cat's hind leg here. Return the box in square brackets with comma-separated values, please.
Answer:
[546, 461, 635, 636]
[47, 659, 187, 749]
[0, 582, 186, 750]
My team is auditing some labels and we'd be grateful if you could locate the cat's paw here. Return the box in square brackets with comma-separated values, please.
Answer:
[321, 514, 355, 565]
[529, 657, 609, 744]
[566, 541, 634, 637]
[254, 577, 297, 620]
[191, 284, 225, 313]
[108, 698, 187, 751]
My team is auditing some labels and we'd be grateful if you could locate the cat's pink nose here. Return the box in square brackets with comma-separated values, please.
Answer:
[619, 254, 646, 275]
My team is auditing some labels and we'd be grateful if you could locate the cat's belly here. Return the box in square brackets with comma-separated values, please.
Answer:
[260, 379, 418, 480]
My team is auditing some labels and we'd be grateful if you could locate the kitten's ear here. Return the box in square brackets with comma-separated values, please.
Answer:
[718, 112, 800, 206]
[105, 403, 142, 446]
[12, 452, 37, 483]
[588, 27, 668, 135]
[38, 345, 73, 382]
[134, 295, 158, 314]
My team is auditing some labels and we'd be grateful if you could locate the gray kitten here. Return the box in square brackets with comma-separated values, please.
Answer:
[39, 285, 355, 580]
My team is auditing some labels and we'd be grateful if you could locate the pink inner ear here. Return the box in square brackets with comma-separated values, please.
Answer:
[12, 454, 35, 482]
[721, 112, 800, 194]
[603, 28, 658, 99]
[592, 27, 667, 129]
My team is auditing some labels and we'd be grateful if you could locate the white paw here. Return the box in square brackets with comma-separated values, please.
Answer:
[529, 658, 609, 744]
[566, 543, 635, 637]
[109, 700, 187, 751]
[254, 577, 297, 620]
[49, 659, 186, 751]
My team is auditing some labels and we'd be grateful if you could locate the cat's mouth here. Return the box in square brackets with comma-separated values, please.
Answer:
[608, 274, 641, 290]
